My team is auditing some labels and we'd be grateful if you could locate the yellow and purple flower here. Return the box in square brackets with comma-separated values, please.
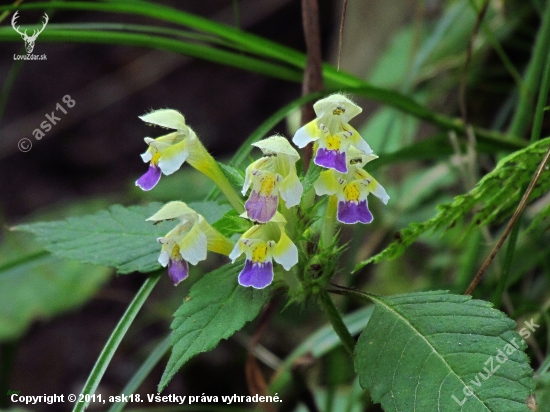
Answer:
[147, 201, 233, 285]
[136, 109, 199, 191]
[314, 148, 389, 224]
[229, 214, 298, 289]
[292, 94, 372, 173]
[242, 135, 303, 223]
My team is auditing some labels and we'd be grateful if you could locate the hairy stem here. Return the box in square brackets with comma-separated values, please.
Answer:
[321, 195, 338, 248]
[318, 289, 355, 357]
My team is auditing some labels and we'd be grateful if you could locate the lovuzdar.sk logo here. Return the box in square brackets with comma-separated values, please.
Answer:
[12, 11, 48, 60]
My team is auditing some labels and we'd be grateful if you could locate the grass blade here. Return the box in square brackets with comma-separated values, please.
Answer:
[72, 273, 160, 412]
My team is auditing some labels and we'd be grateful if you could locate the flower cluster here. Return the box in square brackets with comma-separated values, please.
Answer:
[136, 94, 388, 289]
[314, 147, 389, 224]
[233, 136, 301, 288]
[135, 109, 236, 286]
[293, 94, 389, 225]
[293, 94, 372, 173]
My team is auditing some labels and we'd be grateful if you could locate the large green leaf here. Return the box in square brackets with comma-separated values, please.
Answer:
[159, 262, 270, 391]
[353, 291, 534, 412]
[0, 247, 110, 341]
[17, 202, 230, 274]
[356, 137, 550, 269]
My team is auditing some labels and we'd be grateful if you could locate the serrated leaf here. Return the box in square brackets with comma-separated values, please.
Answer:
[357, 137, 550, 269]
[301, 162, 323, 194]
[212, 209, 251, 238]
[159, 262, 270, 391]
[17, 202, 231, 274]
[354, 291, 535, 412]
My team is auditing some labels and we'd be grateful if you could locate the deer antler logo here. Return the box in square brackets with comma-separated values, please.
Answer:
[11, 11, 49, 54]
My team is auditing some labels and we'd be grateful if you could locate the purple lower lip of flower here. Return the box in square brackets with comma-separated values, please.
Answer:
[168, 258, 189, 285]
[136, 164, 162, 191]
[245, 190, 278, 223]
[337, 200, 373, 224]
[238, 260, 274, 289]
[315, 148, 347, 173]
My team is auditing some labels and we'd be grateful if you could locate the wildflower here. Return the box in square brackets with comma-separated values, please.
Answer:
[147, 201, 233, 285]
[292, 94, 372, 173]
[242, 135, 303, 223]
[136, 109, 244, 212]
[314, 148, 389, 224]
[136, 109, 197, 191]
[229, 214, 298, 289]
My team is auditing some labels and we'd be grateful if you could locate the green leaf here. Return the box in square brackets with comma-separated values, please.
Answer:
[218, 162, 245, 189]
[0, 203, 112, 341]
[360, 106, 421, 154]
[535, 373, 550, 412]
[366, 133, 523, 172]
[357, 137, 550, 269]
[354, 291, 535, 412]
[301, 162, 323, 194]
[159, 262, 270, 391]
[17, 202, 230, 274]
[0, 1, 307, 69]
[212, 209, 251, 238]
[0, 246, 110, 341]
[509, 0, 550, 138]
[188, 201, 232, 225]
[0, 27, 303, 83]
[527, 201, 550, 234]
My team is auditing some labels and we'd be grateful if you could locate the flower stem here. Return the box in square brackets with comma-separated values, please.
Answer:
[189, 143, 244, 213]
[318, 289, 355, 357]
[72, 273, 160, 412]
[321, 195, 338, 247]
